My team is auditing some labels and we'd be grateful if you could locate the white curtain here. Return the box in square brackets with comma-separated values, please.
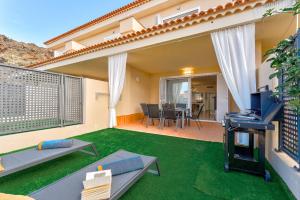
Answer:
[172, 82, 182, 104]
[211, 23, 256, 111]
[159, 78, 167, 106]
[108, 52, 127, 128]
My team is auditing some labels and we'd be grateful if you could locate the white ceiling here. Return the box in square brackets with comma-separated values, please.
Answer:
[256, 13, 297, 54]
[49, 57, 108, 80]
[127, 34, 218, 74]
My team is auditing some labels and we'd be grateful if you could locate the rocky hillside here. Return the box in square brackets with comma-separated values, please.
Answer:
[0, 34, 53, 67]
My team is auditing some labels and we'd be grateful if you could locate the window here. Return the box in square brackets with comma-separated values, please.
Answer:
[157, 7, 200, 25]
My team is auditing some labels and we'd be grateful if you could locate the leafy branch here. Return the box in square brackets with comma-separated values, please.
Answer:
[263, 1, 300, 17]
[263, 2, 300, 112]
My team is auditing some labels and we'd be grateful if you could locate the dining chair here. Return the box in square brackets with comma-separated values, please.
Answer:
[162, 103, 169, 111]
[162, 103, 175, 110]
[176, 103, 190, 126]
[140, 103, 149, 125]
[188, 104, 204, 130]
[161, 106, 180, 129]
[147, 104, 162, 128]
[176, 103, 187, 109]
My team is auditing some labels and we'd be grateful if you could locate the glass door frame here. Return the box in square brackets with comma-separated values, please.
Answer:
[164, 77, 191, 108]
[160, 73, 220, 121]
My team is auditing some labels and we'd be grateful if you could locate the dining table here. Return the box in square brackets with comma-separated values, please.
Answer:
[175, 107, 190, 129]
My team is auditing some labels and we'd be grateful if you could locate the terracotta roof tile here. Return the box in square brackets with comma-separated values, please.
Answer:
[28, 0, 276, 68]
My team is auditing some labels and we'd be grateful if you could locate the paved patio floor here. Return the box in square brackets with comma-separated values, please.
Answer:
[117, 120, 224, 143]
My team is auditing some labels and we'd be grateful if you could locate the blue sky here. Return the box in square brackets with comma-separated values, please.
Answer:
[0, 0, 133, 46]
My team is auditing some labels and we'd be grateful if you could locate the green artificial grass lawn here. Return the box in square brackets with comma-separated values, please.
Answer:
[0, 128, 295, 200]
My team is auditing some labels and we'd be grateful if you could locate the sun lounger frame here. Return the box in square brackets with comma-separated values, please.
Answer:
[0, 139, 98, 178]
[29, 150, 160, 200]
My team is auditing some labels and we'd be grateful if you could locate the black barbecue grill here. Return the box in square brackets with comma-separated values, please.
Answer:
[223, 86, 282, 181]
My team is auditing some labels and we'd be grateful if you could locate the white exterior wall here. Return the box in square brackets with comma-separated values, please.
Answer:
[65, 41, 86, 51]
[258, 59, 300, 200]
[266, 127, 300, 199]
[49, 0, 231, 51]
[0, 78, 109, 154]
[79, 27, 120, 47]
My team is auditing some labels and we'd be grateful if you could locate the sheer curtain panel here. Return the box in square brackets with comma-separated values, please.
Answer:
[108, 52, 127, 128]
[211, 23, 256, 111]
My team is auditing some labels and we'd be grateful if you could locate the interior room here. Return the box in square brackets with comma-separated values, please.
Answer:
[191, 75, 217, 121]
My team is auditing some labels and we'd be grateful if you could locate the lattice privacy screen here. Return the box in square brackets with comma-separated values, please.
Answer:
[282, 91, 299, 161]
[63, 76, 83, 126]
[280, 30, 300, 164]
[0, 64, 83, 136]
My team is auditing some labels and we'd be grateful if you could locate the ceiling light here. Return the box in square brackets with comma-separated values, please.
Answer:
[180, 67, 195, 75]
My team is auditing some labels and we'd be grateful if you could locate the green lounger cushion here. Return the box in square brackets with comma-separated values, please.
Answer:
[38, 139, 73, 150]
[97, 156, 144, 176]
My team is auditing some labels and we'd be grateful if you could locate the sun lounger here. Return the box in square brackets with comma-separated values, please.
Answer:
[30, 150, 160, 200]
[0, 139, 98, 178]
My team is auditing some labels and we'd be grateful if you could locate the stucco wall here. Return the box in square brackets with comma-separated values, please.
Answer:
[116, 65, 151, 116]
[120, 17, 144, 34]
[79, 27, 120, 47]
[265, 125, 300, 199]
[115, 64, 243, 119]
[256, 39, 300, 200]
[0, 78, 109, 154]
[258, 57, 300, 200]
[65, 40, 86, 51]
[115, 65, 226, 116]
[51, 0, 232, 52]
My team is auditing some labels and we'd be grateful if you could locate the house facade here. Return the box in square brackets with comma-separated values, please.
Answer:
[3, 0, 298, 198]
[27, 0, 297, 122]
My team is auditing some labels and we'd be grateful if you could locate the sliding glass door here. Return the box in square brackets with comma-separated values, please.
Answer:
[159, 74, 228, 122]
[166, 78, 189, 105]
[191, 76, 217, 121]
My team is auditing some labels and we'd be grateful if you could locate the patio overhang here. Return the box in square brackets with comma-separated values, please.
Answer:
[31, 0, 296, 73]
[48, 12, 297, 80]
[49, 33, 219, 80]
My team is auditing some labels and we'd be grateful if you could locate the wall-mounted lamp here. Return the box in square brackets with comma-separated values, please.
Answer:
[135, 76, 140, 83]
